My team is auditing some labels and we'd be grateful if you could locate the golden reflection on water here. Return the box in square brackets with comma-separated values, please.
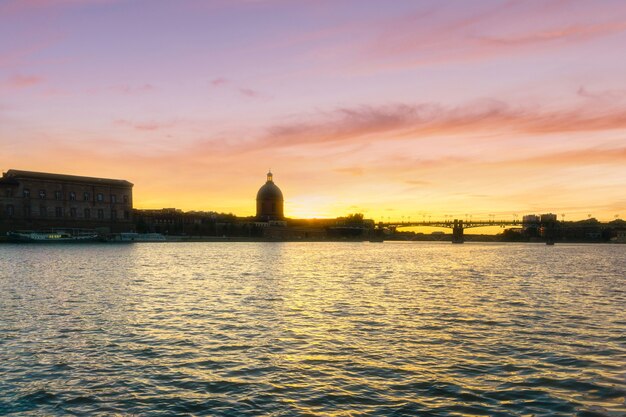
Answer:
[1, 242, 625, 416]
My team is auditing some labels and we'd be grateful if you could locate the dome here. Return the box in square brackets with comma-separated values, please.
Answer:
[256, 171, 284, 220]
[256, 181, 283, 201]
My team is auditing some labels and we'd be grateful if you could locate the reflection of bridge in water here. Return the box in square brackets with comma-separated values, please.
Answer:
[379, 219, 556, 244]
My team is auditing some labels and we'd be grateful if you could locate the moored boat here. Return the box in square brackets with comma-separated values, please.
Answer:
[6, 229, 100, 243]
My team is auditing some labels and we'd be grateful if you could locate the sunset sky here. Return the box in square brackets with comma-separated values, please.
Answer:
[2, 0, 626, 221]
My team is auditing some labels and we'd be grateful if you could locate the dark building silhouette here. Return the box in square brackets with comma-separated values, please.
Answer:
[0, 169, 133, 233]
[256, 171, 284, 221]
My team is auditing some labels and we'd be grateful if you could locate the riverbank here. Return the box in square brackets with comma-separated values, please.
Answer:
[2, 234, 623, 244]
[0, 235, 383, 244]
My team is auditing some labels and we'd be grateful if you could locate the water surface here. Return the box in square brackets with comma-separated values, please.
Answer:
[1, 242, 625, 416]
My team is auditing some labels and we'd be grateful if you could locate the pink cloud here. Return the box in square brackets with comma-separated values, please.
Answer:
[211, 77, 229, 87]
[505, 147, 626, 167]
[2, 74, 44, 88]
[577, 86, 626, 101]
[110, 83, 156, 95]
[478, 21, 626, 47]
[114, 119, 176, 131]
[366, 146, 626, 178]
[256, 98, 626, 149]
[210, 77, 267, 99]
[238, 87, 263, 98]
[295, 2, 626, 74]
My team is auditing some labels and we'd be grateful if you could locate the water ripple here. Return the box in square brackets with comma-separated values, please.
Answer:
[0, 242, 625, 416]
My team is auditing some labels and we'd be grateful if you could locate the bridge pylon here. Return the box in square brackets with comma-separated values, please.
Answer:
[452, 219, 464, 244]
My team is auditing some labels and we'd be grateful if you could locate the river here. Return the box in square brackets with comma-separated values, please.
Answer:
[1, 242, 624, 416]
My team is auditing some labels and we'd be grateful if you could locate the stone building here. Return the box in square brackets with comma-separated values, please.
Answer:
[256, 171, 284, 221]
[0, 169, 133, 233]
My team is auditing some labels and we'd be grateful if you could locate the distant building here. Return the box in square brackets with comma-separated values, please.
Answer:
[0, 169, 133, 233]
[256, 171, 284, 221]
[540, 213, 557, 223]
[522, 214, 540, 224]
[522, 214, 540, 237]
[133, 208, 242, 236]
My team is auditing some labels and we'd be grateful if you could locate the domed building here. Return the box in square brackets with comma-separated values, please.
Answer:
[256, 171, 284, 221]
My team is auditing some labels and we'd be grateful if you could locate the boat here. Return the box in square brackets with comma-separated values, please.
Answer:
[7, 229, 100, 243]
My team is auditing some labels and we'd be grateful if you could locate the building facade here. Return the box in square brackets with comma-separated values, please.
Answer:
[0, 169, 133, 233]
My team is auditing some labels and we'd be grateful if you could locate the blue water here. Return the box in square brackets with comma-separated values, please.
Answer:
[1, 242, 624, 416]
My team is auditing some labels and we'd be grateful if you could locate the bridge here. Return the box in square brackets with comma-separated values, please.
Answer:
[378, 218, 557, 244]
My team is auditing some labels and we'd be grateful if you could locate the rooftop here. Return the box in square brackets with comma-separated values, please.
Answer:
[1, 169, 133, 187]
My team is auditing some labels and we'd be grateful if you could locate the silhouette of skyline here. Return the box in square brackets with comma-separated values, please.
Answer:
[1, 1, 626, 220]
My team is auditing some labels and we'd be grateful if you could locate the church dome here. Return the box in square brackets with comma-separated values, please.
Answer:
[256, 171, 284, 220]
[256, 181, 283, 201]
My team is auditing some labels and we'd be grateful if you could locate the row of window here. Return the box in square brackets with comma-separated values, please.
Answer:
[4, 204, 130, 220]
[19, 189, 129, 204]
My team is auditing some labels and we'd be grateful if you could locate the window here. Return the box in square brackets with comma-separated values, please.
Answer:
[111, 209, 117, 220]
[23, 206, 31, 217]
[55, 207, 63, 218]
[40, 206, 47, 217]
[6, 205, 14, 217]
[70, 207, 77, 218]
[55, 190, 62, 200]
[123, 195, 129, 204]
[83, 192, 90, 201]
[110, 194, 117, 204]
[23, 189, 30, 198]
[69, 192, 76, 201]
[124, 210, 130, 220]
[84, 208, 91, 219]
[39, 190, 46, 199]
[97, 193, 104, 202]
[97, 209, 104, 219]
[5, 189, 13, 198]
